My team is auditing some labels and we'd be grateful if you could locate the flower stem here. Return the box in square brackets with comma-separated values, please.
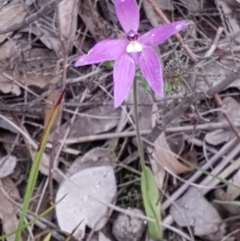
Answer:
[133, 78, 145, 170]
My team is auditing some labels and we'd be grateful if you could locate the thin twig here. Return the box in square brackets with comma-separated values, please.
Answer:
[205, 27, 224, 57]
[64, 121, 240, 144]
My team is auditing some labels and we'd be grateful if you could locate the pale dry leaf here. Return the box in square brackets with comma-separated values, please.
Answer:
[170, 187, 225, 240]
[143, 0, 173, 27]
[0, 4, 27, 43]
[98, 232, 112, 241]
[150, 105, 190, 189]
[51, 105, 121, 142]
[205, 129, 232, 145]
[153, 132, 191, 174]
[58, 0, 78, 50]
[0, 177, 21, 241]
[0, 155, 17, 179]
[56, 166, 117, 240]
[66, 148, 114, 179]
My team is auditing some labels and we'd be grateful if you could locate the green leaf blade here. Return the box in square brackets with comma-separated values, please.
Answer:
[141, 166, 162, 240]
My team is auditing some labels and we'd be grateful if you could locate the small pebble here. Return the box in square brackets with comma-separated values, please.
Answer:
[112, 208, 146, 241]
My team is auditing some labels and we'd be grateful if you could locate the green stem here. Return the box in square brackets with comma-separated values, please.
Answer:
[133, 79, 145, 170]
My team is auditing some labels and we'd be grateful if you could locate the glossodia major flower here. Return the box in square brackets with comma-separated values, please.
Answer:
[75, 0, 187, 108]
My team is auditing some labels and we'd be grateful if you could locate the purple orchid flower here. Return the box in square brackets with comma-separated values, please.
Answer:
[75, 0, 187, 108]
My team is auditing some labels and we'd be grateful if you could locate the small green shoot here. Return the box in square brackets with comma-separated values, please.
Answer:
[164, 84, 173, 94]
[102, 61, 114, 68]
[139, 76, 150, 93]
[213, 200, 240, 206]
[43, 233, 51, 241]
[14, 90, 65, 241]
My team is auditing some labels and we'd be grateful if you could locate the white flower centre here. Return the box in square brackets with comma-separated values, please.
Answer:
[126, 41, 143, 53]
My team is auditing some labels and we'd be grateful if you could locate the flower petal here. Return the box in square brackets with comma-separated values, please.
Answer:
[75, 39, 127, 67]
[140, 21, 188, 46]
[139, 47, 163, 97]
[114, 53, 135, 108]
[115, 0, 139, 33]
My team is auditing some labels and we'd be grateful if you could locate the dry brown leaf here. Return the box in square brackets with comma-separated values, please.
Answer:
[58, 0, 78, 51]
[149, 104, 191, 189]
[0, 4, 27, 43]
[0, 177, 21, 241]
[153, 132, 191, 174]
[170, 187, 225, 241]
